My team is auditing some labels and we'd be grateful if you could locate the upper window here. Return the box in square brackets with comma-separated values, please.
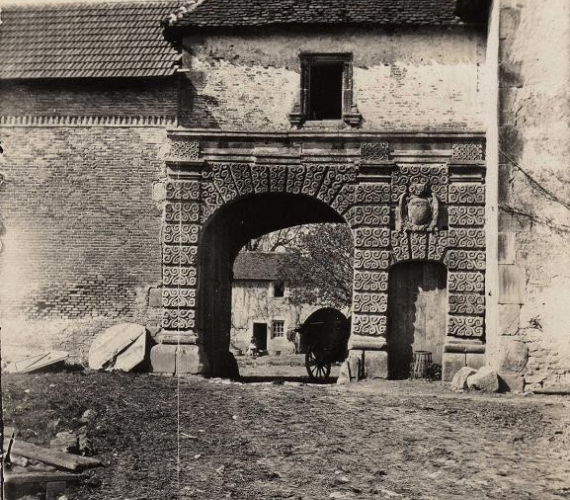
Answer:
[273, 281, 285, 298]
[308, 62, 344, 120]
[272, 320, 285, 338]
[289, 53, 362, 128]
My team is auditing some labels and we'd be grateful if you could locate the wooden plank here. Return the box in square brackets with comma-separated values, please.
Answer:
[3, 440, 102, 471]
[4, 472, 82, 485]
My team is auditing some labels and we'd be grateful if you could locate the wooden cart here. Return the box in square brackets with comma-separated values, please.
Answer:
[298, 308, 350, 382]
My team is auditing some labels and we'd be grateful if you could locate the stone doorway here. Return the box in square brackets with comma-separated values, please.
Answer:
[387, 262, 447, 379]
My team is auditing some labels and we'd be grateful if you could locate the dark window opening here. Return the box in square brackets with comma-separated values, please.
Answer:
[273, 281, 285, 298]
[308, 63, 343, 120]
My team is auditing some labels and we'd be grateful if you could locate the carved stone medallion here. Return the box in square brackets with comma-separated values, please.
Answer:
[397, 182, 439, 232]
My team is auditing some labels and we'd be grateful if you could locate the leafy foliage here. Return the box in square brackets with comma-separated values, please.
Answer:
[279, 223, 354, 309]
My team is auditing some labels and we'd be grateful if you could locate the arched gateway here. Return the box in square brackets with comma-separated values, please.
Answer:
[152, 134, 487, 380]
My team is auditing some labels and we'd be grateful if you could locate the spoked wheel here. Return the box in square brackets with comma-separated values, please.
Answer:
[305, 348, 332, 382]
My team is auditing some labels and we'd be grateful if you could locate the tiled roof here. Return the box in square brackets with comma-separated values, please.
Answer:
[0, 1, 184, 80]
[233, 252, 293, 282]
[164, 0, 465, 31]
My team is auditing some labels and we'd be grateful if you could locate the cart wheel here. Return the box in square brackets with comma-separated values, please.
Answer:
[305, 348, 332, 382]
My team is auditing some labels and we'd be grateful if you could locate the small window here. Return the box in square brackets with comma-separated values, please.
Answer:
[272, 320, 285, 338]
[273, 281, 285, 298]
[308, 63, 343, 120]
[289, 53, 362, 128]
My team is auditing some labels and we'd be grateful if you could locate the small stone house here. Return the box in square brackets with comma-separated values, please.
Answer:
[231, 252, 316, 355]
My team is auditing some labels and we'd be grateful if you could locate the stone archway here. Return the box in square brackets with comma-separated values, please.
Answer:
[151, 132, 488, 381]
[197, 193, 347, 376]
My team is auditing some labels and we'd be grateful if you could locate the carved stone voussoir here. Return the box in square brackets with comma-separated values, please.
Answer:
[448, 271, 485, 293]
[162, 288, 197, 309]
[354, 227, 391, 249]
[355, 184, 391, 205]
[353, 314, 388, 336]
[353, 270, 389, 292]
[449, 294, 485, 316]
[447, 228, 485, 249]
[354, 249, 392, 270]
[353, 292, 388, 314]
[448, 184, 485, 205]
[162, 308, 196, 330]
[163, 245, 198, 266]
[165, 202, 201, 223]
[345, 205, 390, 228]
[444, 250, 486, 271]
[448, 206, 485, 227]
[163, 223, 200, 245]
[448, 315, 485, 338]
[163, 266, 197, 288]
[166, 181, 200, 201]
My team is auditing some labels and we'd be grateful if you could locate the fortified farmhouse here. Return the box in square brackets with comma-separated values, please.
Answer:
[0, 0, 568, 391]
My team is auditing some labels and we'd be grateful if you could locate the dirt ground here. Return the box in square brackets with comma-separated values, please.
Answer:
[2, 366, 570, 500]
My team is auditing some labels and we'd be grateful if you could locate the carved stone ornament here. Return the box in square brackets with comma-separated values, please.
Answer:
[396, 182, 439, 232]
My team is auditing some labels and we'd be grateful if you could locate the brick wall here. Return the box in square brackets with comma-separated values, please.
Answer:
[0, 79, 179, 118]
[180, 26, 486, 131]
[0, 79, 175, 363]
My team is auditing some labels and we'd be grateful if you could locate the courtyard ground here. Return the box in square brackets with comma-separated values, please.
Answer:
[2, 366, 570, 500]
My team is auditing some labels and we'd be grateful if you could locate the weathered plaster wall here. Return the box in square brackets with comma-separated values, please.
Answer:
[493, 0, 570, 391]
[181, 27, 486, 131]
[0, 124, 168, 363]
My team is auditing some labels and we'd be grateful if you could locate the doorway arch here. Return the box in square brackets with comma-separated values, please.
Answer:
[197, 192, 349, 377]
[387, 261, 447, 379]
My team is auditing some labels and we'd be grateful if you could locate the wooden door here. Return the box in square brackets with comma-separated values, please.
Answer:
[253, 323, 268, 352]
[387, 262, 447, 379]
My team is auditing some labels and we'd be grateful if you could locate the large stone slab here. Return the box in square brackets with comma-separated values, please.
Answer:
[88, 323, 147, 371]
[4, 351, 69, 374]
[467, 366, 500, 393]
[451, 366, 477, 390]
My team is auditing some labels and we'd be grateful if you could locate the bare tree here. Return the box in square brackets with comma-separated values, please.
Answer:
[244, 227, 301, 252]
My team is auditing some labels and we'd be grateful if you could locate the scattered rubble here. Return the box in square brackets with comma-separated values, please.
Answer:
[452, 366, 500, 393]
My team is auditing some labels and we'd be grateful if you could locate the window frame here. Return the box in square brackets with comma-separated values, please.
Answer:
[272, 281, 285, 298]
[289, 52, 362, 128]
[271, 319, 285, 339]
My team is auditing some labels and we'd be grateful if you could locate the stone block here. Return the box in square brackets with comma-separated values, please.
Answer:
[498, 233, 516, 265]
[499, 304, 521, 336]
[442, 351, 486, 382]
[362, 350, 388, 379]
[497, 340, 529, 373]
[499, 265, 526, 305]
[451, 367, 477, 391]
[499, 373, 524, 393]
[148, 287, 162, 308]
[177, 345, 210, 376]
[467, 366, 500, 393]
[150, 344, 177, 375]
[348, 335, 386, 351]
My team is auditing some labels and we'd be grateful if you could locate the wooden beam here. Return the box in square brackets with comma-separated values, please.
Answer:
[3, 440, 101, 471]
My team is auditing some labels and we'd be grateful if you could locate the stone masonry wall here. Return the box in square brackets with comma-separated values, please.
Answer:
[0, 122, 169, 364]
[493, 0, 570, 391]
[181, 27, 486, 131]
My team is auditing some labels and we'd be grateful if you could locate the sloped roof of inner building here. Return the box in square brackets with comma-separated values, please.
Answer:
[165, 0, 464, 29]
[0, 1, 184, 80]
[233, 252, 296, 282]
